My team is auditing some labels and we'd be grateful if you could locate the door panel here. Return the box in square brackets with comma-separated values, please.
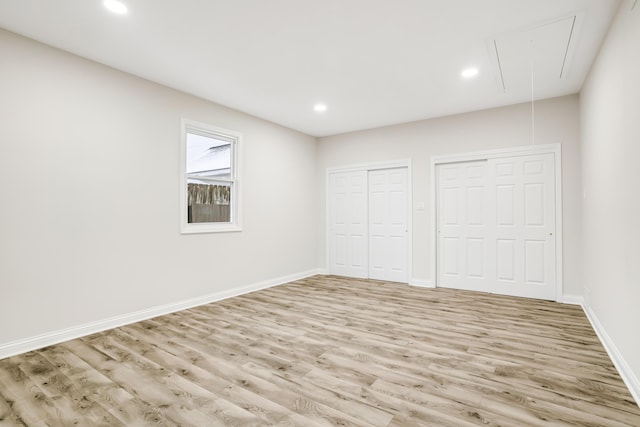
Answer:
[329, 171, 368, 278]
[467, 238, 485, 278]
[490, 153, 556, 299]
[467, 187, 484, 225]
[496, 185, 515, 225]
[525, 240, 545, 284]
[368, 168, 408, 283]
[334, 235, 347, 267]
[442, 188, 459, 225]
[442, 237, 460, 276]
[524, 183, 545, 225]
[496, 239, 516, 281]
[437, 161, 489, 291]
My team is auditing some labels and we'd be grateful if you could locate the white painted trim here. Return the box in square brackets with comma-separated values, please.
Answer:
[560, 295, 584, 305]
[409, 279, 434, 288]
[327, 159, 412, 174]
[326, 159, 413, 283]
[406, 164, 414, 284]
[430, 143, 564, 302]
[582, 304, 640, 407]
[553, 146, 564, 303]
[324, 169, 332, 278]
[0, 269, 322, 360]
[431, 143, 561, 164]
[429, 156, 438, 293]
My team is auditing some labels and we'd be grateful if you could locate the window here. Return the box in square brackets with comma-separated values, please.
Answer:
[180, 119, 242, 233]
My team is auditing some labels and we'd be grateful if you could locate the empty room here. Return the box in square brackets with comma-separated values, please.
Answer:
[0, 0, 639, 425]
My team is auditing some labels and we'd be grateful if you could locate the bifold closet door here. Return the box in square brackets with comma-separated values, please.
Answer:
[437, 153, 556, 300]
[369, 168, 409, 282]
[328, 171, 368, 278]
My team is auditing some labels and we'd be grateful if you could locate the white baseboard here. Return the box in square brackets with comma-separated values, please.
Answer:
[409, 278, 434, 288]
[560, 294, 584, 305]
[0, 269, 322, 360]
[582, 303, 640, 407]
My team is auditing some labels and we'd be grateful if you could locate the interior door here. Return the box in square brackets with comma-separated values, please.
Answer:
[369, 168, 409, 282]
[437, 161, 490, 291]
[489, 154, 556, 299]
[329, 171, 368, 278]
[437, 153, 556, 300]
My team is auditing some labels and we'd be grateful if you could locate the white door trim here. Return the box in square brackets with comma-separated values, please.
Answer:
[430, 144, 563, 301]
[327, 159, 413, 174]
[326, 159, 413, 283]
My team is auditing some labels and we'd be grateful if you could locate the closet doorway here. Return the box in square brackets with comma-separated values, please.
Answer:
[431, 145, 563, 301]
[328, 161, 411, 283]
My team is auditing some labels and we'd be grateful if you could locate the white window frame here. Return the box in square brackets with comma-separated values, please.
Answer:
[180, 119, 242, 234]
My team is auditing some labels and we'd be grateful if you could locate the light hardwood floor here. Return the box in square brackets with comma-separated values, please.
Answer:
[0, 275, 638, 426]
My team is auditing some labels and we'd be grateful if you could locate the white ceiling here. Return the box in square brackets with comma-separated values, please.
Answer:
[0, 0, 622, 137]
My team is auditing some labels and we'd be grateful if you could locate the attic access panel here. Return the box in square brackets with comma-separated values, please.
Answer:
[491, 16, 576, 93]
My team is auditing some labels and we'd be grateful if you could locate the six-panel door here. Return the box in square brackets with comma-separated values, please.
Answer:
[369, 168, 409, 282]
[329, 171, 368, 278]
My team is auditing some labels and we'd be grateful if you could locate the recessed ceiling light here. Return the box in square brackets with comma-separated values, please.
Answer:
[461, 68, 479, 79]
[314, 104, 327, 112]
[104, 0, 128, 14]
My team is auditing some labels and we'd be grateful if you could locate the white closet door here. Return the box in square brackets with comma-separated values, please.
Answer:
[437, 153, 556, 300]
[437, 161, 490, 291]
[329, 171, 368, 278]
[369, 168, 409, 282]
[488, 154, 556, 299]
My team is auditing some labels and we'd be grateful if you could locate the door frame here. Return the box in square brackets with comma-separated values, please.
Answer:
[326, 159, 413, 283]
[430, 144, 563, 301]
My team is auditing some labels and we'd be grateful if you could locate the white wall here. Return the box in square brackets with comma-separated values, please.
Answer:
[317, 95, 582, 297]
[579, 1, 640, 398]
[0, 29, 318, 348]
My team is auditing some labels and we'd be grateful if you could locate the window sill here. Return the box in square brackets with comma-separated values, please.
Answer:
[181, 223, 242, 234]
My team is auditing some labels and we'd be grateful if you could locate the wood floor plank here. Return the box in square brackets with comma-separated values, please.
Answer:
[0, 362, 64, 426]
[0, 389, 27, 427]
[13, 351, 124, 426]
[65, 339, 219, 426]
[82, 334, 261, 426]
[1, 275, 638, 426]
[240, 361, 385, 427]
[125, 322, 378, 426]
[39, 343, 171, 426]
